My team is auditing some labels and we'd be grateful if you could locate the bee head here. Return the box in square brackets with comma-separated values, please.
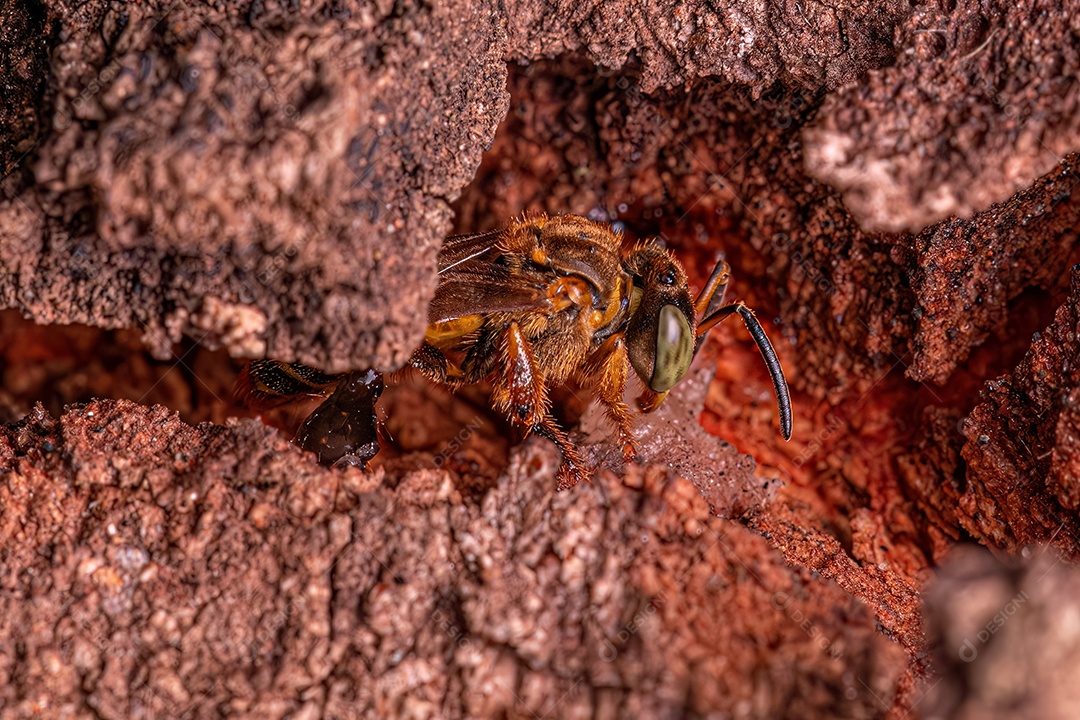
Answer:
[623, 245, 697, 394]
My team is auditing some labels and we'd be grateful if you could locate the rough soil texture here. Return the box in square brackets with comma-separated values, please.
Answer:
[0, 398, 905, 718]
[0, 0, 911, 372]
[904, 156, 1080, 384]
[805, 0, 1080, 233]
[506, 0, 906, 92]
[2, 0, 1080, 718]
[578, 361, 781, 519]
[0, 0, 48, 179]
[958, 268, 1080, 550]
[923, 545, 1080, 720]
[1, 0, 509, 372]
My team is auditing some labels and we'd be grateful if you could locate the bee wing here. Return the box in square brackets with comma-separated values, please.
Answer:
[429, 271, 549, 325]
[427, 229, 551, 325]
[438, 230, 504, 275]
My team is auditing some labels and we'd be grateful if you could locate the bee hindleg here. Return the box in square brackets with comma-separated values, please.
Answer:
[235, 359, 341, 409]
[410, 342, 450, 381]
[584, 334, 638, 462]
[534, 414, 590, 491]
[490, 322, 549, 429]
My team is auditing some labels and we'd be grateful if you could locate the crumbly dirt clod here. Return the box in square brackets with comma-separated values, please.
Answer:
[0, 399, 905, 718]
[579, 360, 780, 518]
[904, 157, 1080, 384]
[957, 268, 1080, 552]
[0, 0, 48, 178]
[507, 0, 906, 92]
[804, 0, 1080, 233]
[2, 0, 509, 372]
[923, 545, 1080, 720]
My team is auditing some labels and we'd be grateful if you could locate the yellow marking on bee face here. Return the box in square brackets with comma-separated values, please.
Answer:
[425, 315, 484, 346]
[531, 248, 549, 266]
[639, 389, 668, 413]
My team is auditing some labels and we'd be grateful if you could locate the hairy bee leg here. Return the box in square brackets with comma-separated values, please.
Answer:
[410, 342, 472, 388]
[533, 414, 590, 490]
[410, 342, 451, 382]
[490, 321, 549, 428]
[691, 262, 734, 354]
[235, 359, 342, 409]
[698, 301, 793, 441]
[584, 334, 638, 462]
[694, 259, 731, 321]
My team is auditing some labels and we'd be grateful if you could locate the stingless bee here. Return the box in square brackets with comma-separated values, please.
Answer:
[240, 214, 791, 487]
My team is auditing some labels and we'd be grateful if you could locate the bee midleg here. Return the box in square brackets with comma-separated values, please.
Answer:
[533, 414, 590, 491]
[583, 333, 638, 462]
[490, 321, 549, 429]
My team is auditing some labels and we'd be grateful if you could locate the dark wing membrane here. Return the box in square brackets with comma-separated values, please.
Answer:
[437, 230, 504, 275]
[428, 272, 549, 325]
[432, 229, 553, 324]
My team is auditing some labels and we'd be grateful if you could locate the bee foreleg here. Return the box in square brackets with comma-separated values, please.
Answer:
[490, 322, 549, 429]
[584, 334, 638, 463]
[693, 258, 731, 323]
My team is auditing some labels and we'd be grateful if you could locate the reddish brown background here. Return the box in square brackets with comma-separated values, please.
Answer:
[1, 0, 1079, 717]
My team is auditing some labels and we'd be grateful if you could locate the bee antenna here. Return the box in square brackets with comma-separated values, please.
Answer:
[697, 302, 792, 441]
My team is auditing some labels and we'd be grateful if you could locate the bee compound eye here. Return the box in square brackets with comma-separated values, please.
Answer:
[649, 304, 693, 393]
[658, 269, 676, 286]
